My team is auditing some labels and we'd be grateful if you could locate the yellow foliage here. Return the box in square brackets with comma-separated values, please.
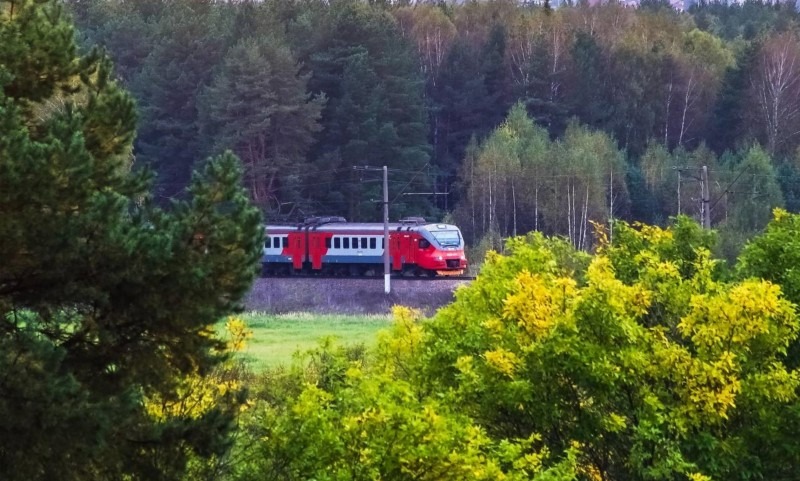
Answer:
[145, 316, 252, 421]
[772, 207, 789, 222]
[590, 220, 610, 251]
[585, 256, 652, 320]
[376, 305, 426, 375]
[484, 348, 520, 378]
[632, 222, 675, 245]
[392, 305, 425, 324]
[602, 412, 628, 432]
[660, 348, 741, 424]
[225, 316, 252, 353]
[482, 317, 505, 338]
[679, 280, 796, 353]
[502, 271, 576, 342]
[578, 461, 604, 481]
[456, 355, 478, 382]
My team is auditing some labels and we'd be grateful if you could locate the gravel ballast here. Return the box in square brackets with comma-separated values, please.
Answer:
[245, 277, 471, 315]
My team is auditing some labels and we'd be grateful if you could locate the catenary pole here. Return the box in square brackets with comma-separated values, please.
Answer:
[701, 165, 710, 229]
[383, 165, 390, 294]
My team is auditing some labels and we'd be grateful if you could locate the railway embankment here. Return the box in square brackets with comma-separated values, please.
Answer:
[245, 277, 471, 315]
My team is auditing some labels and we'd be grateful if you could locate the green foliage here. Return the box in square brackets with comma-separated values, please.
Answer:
[307, 1, 433, 220]
[418, 216, 800, 481]
[433, 36, 495, 197]
[570, 31, 613, 132]
[690, 0, 800, 41]
[232, 308, 580, 481]
[225, 215, 800, 481]
[0, 1, 262, 479]
[66, 0, 797, 231]
[708, 39, 761, 154]
[458, 105, 628, 250]
[199, 35, 325, 215]
[723, 145, 784, 232]
[132, 0, 233, 196]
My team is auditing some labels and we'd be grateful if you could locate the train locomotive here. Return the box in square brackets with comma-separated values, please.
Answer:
[262, 216, 468, 277]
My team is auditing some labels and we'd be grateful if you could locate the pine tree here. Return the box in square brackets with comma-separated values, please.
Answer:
[433, 38, 493, 204]
[480, 24, 511, 129]
[307, 1, 432, 221]
[708, 40, 760, 154]
[570, 32, 613, 132]
[199, 36, 325, 216]
[0, 2, 262, 479]
[133, 0, 232, 201]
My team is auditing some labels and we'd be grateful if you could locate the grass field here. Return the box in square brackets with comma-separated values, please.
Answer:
[231, 312, 393, 368]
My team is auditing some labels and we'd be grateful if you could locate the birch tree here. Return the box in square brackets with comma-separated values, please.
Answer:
[751, 32, 800, 155]
[396, 5, 456, 88]
[548, 123, 628, 250]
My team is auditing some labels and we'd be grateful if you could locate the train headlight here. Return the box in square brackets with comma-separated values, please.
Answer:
[435, 255, 443, 261]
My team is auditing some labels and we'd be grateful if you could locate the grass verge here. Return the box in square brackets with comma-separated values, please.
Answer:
[231, 312, 392, 368]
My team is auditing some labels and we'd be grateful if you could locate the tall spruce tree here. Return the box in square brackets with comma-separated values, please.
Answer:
[133, 0, 232, 201]
[708, 40, 760, 154]
[199, 36, 325, 217]
[570, 32, 613, 132]
[433, 38, 493, 205]
[0, 2, 262, 479]
[307, 1, 432, 221]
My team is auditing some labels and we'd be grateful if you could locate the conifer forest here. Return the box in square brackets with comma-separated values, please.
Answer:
[69, 0, 800, 255]
[8, 1, 800, 480]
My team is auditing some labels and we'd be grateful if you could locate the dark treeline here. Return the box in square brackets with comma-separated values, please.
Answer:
[67, 0, 800, 253]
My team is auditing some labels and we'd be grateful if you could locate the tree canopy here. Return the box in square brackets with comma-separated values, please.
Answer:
[227, 211, 800, 481]
[61, 0, 800, 257]
[0, 1, 262, 479]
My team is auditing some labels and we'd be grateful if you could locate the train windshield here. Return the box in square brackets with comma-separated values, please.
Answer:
[431, 230, 462, 247]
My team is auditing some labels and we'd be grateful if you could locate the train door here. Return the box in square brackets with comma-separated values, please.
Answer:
[390, 234, 403, 271]
[409, 234, 424, 265]
[286, 232, 305, 270]
[308, 232, 332, 270]
[390, 233, 415, 271]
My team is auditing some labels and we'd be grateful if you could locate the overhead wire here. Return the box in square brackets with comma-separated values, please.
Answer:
[710, 165, 750, 211]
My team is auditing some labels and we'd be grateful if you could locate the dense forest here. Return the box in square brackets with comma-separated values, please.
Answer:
[67, 0, 800, 253]
[9, 2, 800, 480]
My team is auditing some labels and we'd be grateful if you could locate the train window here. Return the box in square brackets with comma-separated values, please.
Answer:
[361, 237, 367, 248]
[382, 238, 385, 249]
[419, 239, 430, 249]
[352, 237, 358, 248]
[264, 237, 270, 249]
[282, 237, 288, 248]
[370, 238, 376, 249]
[343, 238, 350, 249]
[334, 237, 341, 249]
[325, 237, 331, 249]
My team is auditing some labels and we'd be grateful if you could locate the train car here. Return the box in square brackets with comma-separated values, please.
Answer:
[262, 216, 468, 277]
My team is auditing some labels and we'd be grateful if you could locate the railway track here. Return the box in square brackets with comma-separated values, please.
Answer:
[248, 275, 470, 313]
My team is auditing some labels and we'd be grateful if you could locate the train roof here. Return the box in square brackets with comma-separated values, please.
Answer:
[264, 222, 461, 233]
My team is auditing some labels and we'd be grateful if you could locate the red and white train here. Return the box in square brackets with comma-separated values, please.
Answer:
[262, 217, 468, 277]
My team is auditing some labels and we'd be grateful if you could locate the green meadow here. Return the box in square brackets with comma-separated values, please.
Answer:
[231, 312, 393, 368]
